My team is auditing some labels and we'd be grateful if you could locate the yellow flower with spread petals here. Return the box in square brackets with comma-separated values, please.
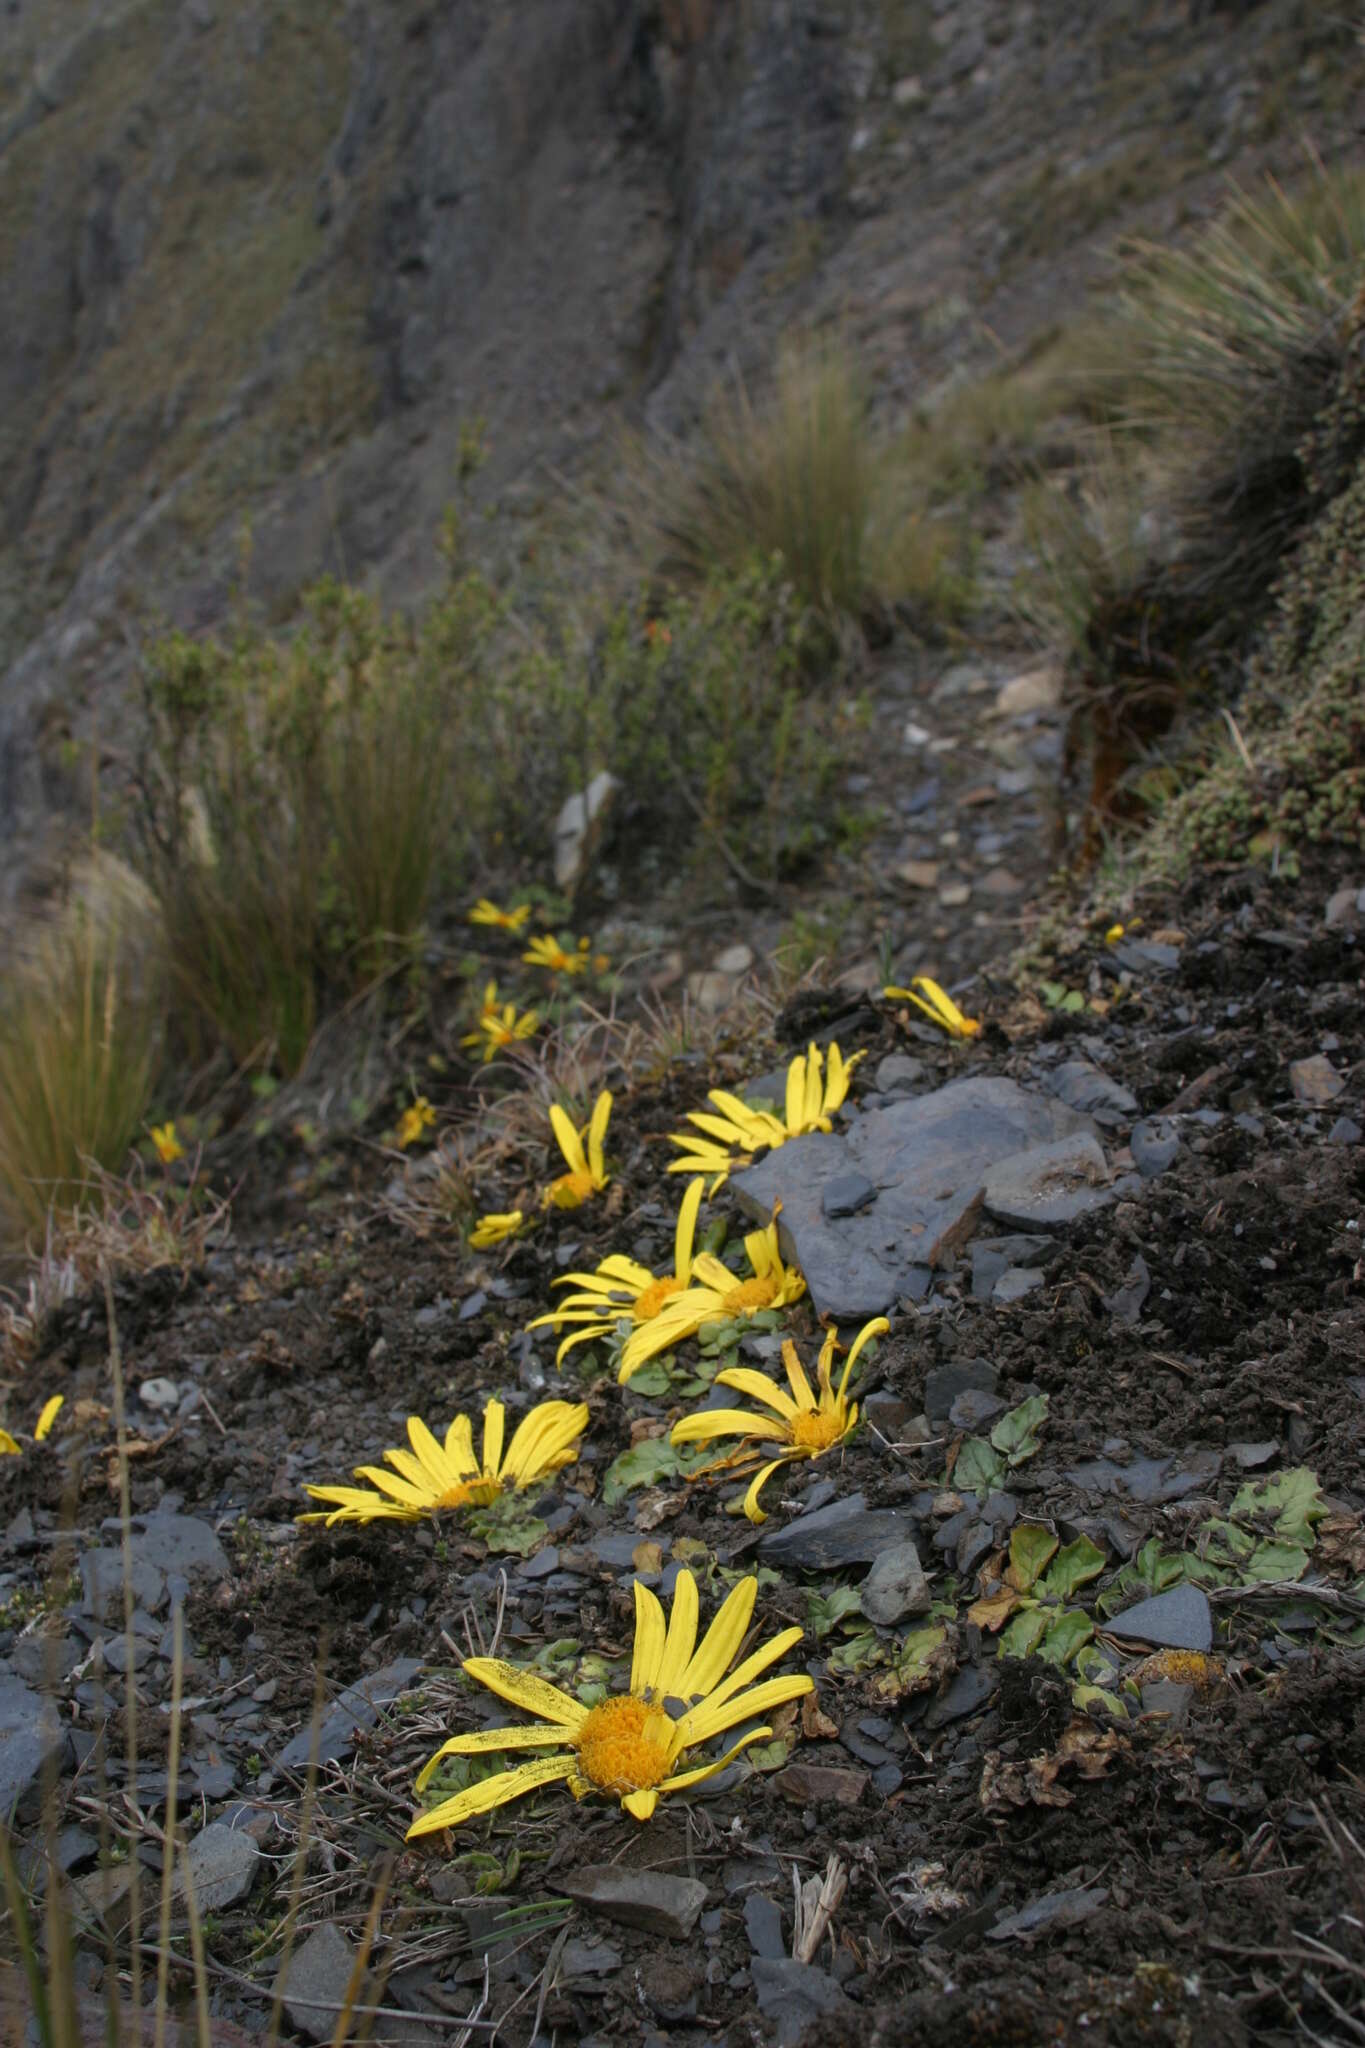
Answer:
[407, 1568, 813, 1833]
[542, 1090, 612, 1209]
[470, 1209, 526, 1250]
[529, 1179, 704, 1367]
[883, 977, 981, 1040]
[298, 1397, 588, 1526]
[34, 1395, 63, 1442]
[396, 1096, 438, 1148]
[150, 1122, 184, 1165]
[462, 983, 540, 1064]
[667, 1043, 864, 1192]
[522, 933, 589, 976]
[618, 1216, 805, 1384]
[469, 899, 532, 932]
[671, 1317, 888, 1521]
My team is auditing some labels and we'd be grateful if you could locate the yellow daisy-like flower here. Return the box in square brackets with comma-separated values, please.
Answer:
[542, 1090, 612, 1209]
[150, 1122, 184, 1165]
[671, 1317, 888, 1522]
[618, 1216, 806, 1385]
[470, 1209, 526, 1250]
[469, 899, 533, 932]
[407, 1568, 813, 1833]
[529, 1179, 704, 1367]
[298, 1397, 588, 1526]
[396, 1096, 438, 1149]
[667, 1043, 864, 1192]
[883, 976, 981, 1040]
[522, 934, 589, 976]
[462, 984, 540, 1064]
[0, 1393, 68, 1457]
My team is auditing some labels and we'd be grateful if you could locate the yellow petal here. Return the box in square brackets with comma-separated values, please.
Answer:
[657, 1723, 773, 1793]
[713, 1367, 799, 1419]
[407, 1415, 456, 1493]
[554, 1323, 612, 1366]
[678, 1576, 756, 1701]
[674, 1177, 704, 1283]
[784, 1055, 805, 1135]
[803, 1045, 824, 1129]
[418, 1723, 580, 1762]
[0, 1431, 20, 1457]
[407, 1756, 575, 1837]
[34, 1395, 63, 1442]
[781, 1341, 816, 1412]
[461, 1658, 588, 1731]
[742, 1458, 786, 1521]
[631, 1580, 667, 1697]
[501, 1401, 587, 1485]
[837, 1315, 889, 1404]
[680, 1671, 814, 1748]
[671, 1410, 788, 1446]
[548, 1103, 586, 1175]
[621, 1787, 659, 1821]
[587, 1090, 612, 1183]
[481, 1399, 506, 1481]
[354, 1463, 438, 1507]
[654, 1571, 700, 1702]
[677, 1625, 807, 1736]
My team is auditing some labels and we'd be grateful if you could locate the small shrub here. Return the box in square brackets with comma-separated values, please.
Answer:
[0, 911, 161, 1238]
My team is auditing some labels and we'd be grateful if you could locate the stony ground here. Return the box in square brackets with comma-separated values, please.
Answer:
[2, 832, 1363, 2046]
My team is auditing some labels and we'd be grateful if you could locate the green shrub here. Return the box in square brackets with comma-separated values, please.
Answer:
[0, 910, 161, 1236]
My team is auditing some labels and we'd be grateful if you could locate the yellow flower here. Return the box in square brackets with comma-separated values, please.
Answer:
[542, 1090, 612, 1209]
[150, 1122, 185, 1165]
[1104, 924, 1126, 944]
[470, 1209, 526, 1250]
[618, 1216, 805, 1384]
[522, 934, 589, 976]
[667, 1043, 864, 1192]
[883, 977, 981, 1039]
[671, 1318, 888, 1521]
[34, 1395, 63, 1442]
[298, 1397, 588, 1526]
[469, 899, 533, 932]
[407, 1569, 813, 1833]
[462, 984, 540, 1064]
[529, 1179, 704, 1367]
[396, 1097, 438, 1149]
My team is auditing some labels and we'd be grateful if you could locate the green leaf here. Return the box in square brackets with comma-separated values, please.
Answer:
[991, 1393, 1049, 1466]
[999, 1608, 1049, 1659]
[1074, 1643, 1120, 1686]
[1230, 1467, 1326, 1550]
[1037, 1610, 1094, 1667]
[744, 1739, 790, 1772]
[893, 1624, 950, 1688]
[1042, 1535, 1107, 1601]
[827, 1629, 886, 1675]
[955, 1437, 1005, 1497]
[1072, 1682, 1129, 1719]
[624, 1361, 672, 1398]
[1009, 1524, 1059, 1592]
[602, 1439, 680, 1507]
[466, 1504, 548, 1557]
[805, 1585, 864, 1640]
[1243, 1539, 1311, 1583]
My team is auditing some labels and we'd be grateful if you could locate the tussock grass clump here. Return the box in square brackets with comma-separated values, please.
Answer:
[0, 911, 161, 1237]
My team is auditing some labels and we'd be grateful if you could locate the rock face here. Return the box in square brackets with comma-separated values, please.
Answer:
[732, 1077, 1104, 1318]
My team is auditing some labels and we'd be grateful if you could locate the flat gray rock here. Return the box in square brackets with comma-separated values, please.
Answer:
[1131, 1118, 1182, 1177]
[183, 1822, 260, 1912]
[751, 1957, 853, 2046]
[757, 1491, 916, 1568]
[1046, 1059, 1139, 1127]
[988, 1884, 1109, 1941]
[859, 1540, 931, 1624]
[558, 1866, 707, 1938]
[0, 1674, 70, 1822]
[983, 1132, 1115, 1229]
[732, 1078, 1101, 1318]
[276, 1657, 424, 1771]
[276, 1920, 355, 2043]
[1066, 1448, 1220, 1506]
[993, 1265, 1044, 1305]
[1107, 1584, 1213, 1652]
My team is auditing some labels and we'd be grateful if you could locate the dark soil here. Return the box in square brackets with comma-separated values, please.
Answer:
[4, 855, 1365, 2046]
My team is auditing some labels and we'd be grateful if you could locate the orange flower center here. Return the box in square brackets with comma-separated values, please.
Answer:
[788, 1408, 844, 1453]
[433, 1477, 502, 1512]
[634, 1275, 683, 1322]
[575, 1695, 674, 1794]
[722, 1274, 779, 1315]
[548, 1169, 595, 1208]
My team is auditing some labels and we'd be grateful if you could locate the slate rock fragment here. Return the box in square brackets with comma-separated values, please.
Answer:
[757, 1492, 916, 1569]
[276, 1657, 424, 1771]
[983, 1132, 1115, 1229]
[557, 1866, 708, 1938]
[1107, 1585, 1213, 1653]
[859, 1541, 931, 1624]
[751, 1957, 854, 2047]
[0, 1674, 71, 1823]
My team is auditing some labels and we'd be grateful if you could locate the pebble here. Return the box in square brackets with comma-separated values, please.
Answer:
[896, 859, 939, 889]
[1107, 1584, 1213, 1653]
[992, 666, 1062, 717]
[938, 880, 971, 907]
[557, 1866, 708, 1939]
[1328, 1115, 1362, 1145]
[875, 1054, 925, 1093]
[138, 1378, 181, 1411]
[983, 1132, 1116, 1229]
[923, 1662, 997, 1727]
[993, 1265, 1044, 1305]
[757, 1492, 917, 1569]
[275, 1656, 424, 1771]
[714, 943, 754, 975]
[1130, 1117, 1182, 1177]
[859, 1540, 931, 1624]
[0, 1675, 71, 1823]
[1289, 1055, 1345, 1104]
[276, 1920, 355, 2042]
[771, 1761, 868, 1809]
[1046, 1059, 1140, 1128]
[925, 1358, 998, 1430]
[988, 1884, 1108, 1941]
[744, 1892, 786, 1959]
[751, 1958, 854, 2046]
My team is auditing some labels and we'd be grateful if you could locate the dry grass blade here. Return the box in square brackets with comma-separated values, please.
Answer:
[791, 1852, 847, 1965]
[102, 1260, 144, 2018]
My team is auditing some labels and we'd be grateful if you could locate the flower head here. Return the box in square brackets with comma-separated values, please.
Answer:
[470, 1209, 526, 1250]
[298, 1397, 587, 1526]
[396, 1097, 438, 1149]
[883, 977, 981, 1040]
[522, 934, 590, 976]
[542, 1090, 612, 1209]
[671, 1317, 887, 1521]
[618, 1215, 805, 1384]
[462, 984, 540, 1064]
[529, 1179, 704, 1367]
[150, 1122, 185, 1166]
[667, 1044, 863, 1192]
[407, 1569, 813, 1833]
[0, 1392, 68, 1457]
[469, 899, 532, 932]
